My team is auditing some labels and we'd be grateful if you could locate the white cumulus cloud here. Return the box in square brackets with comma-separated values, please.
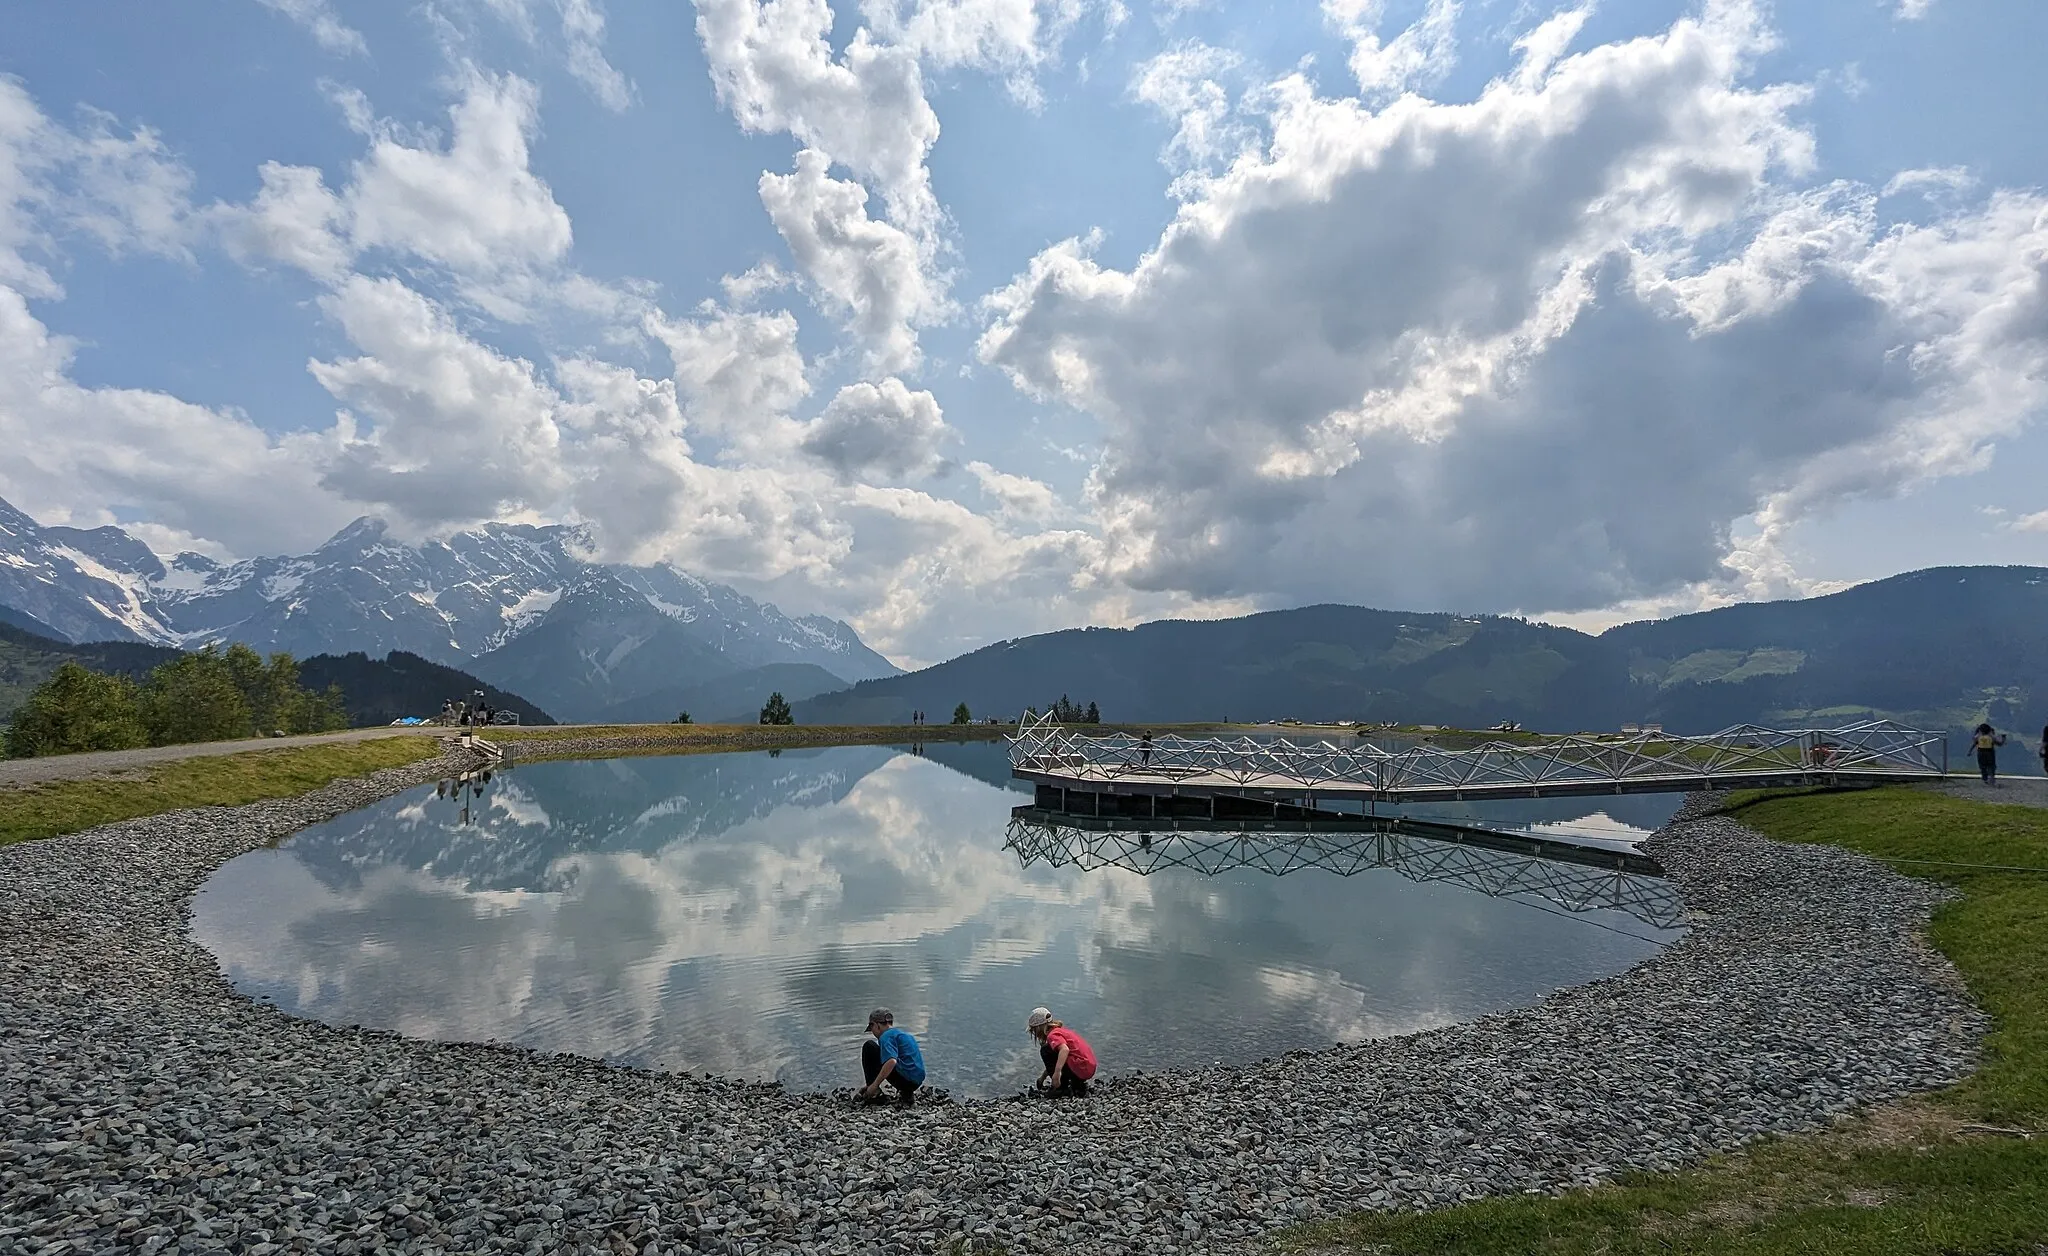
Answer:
[253, 0, 369, 56]
[758, 149, 948, 371]
[801, 377, 954, 480]
[345, 71, 572, 276]
[979, 0, 2048, 616]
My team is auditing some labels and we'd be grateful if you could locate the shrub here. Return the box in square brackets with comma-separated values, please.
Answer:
[4, 662, 149, 758]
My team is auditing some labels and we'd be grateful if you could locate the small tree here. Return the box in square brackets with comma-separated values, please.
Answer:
[759, 692, 794, 725]
[140, 646, 253, 745]
[4, 662, 148, 758]
[301, 683, 351, 733]
[951, 702, 971, 724]
[1085, 701, 1100, 724]
[674, 711, 693, 724]
[218, 644, 344, 734]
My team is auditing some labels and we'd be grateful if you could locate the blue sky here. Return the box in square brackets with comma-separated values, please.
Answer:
[2, 0, 2044, 664]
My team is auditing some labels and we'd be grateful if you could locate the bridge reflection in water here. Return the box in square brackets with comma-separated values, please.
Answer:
[1004, 809, 1686, 932]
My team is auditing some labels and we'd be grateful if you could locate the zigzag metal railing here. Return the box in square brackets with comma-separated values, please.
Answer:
[1008, 713, 1946, 800]
[1003, 815, 1686, 931]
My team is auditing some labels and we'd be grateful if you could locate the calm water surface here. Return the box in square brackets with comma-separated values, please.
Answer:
[193, 743, 1684, 1097]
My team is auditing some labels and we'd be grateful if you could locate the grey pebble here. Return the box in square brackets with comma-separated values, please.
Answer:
[0, 752, 1988, 1254]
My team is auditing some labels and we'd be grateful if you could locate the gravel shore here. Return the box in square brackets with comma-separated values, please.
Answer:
[1, 757, 1990, 1255]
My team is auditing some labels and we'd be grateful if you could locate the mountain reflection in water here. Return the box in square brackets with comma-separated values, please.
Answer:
[192, 743, 1685, 1098]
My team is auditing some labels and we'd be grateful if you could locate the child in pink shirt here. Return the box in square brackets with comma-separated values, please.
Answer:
[1028, 1006, 1097, 1097]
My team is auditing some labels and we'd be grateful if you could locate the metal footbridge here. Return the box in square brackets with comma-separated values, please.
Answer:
[1009, 714, 1947, 811]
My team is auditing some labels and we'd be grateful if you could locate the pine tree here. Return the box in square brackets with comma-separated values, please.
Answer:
[952, 702, 971, 724]
[1085, 701, 1100, 723]
[759, 692, 794, 725]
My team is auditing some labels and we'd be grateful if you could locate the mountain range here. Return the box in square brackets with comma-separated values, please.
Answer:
[12, 491, 2045, 740]
[801, 566, 2048, 737]
[0, 497, 899, 720]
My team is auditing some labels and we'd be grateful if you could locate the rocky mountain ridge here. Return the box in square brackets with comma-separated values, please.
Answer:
[0, 498, 898, 720]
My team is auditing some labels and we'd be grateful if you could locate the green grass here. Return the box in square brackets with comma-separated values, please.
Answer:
[0, 736, 439, 845]
[1279, 786, 2048, 1256]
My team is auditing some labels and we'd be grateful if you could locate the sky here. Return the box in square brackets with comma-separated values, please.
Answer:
[1, 0, 2044, 667]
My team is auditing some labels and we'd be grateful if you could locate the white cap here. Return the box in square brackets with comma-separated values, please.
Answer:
[1027, 1006, 1052, 1031]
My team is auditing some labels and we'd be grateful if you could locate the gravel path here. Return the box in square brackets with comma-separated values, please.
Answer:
[0, 724, 1006, 789]
[1921, 774, 2048, 809]
[0, 727, 451, 788]
[0, 762, 1990, 1255]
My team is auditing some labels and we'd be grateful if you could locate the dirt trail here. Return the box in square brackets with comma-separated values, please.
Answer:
[1921, 773, 2048, 810]
[0, 726, 449, 788]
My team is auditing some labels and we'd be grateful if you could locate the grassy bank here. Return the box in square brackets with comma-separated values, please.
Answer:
[1279, 786, 2048, 1256]
[0, 736, 439, 846]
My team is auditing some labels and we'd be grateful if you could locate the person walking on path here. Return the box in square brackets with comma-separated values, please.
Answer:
[1028, 1007, 1097, 1098]
[858, 1009, 925, 1106]
[1972, 723, 2008, 785]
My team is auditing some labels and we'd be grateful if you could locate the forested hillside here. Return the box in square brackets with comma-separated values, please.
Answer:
[1, 624, 552, 733]
[593, 662, 846, 724]
[297, 652, 555, 726]
[801, 605, 1634, 730]
[0, 622, 182, 721]
[802, 567, 2048, 736]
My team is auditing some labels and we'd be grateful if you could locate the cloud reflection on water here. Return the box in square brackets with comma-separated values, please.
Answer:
[193, 743, 1680, 1096]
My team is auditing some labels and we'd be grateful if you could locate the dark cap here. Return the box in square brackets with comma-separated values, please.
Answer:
[866, 1008, 893, 1028]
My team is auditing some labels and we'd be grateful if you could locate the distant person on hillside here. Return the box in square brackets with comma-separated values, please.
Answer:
[1972, 723, 2007, 785]
[858, 1009, 925, 1106]
[1028, 1007, 1097, 1097]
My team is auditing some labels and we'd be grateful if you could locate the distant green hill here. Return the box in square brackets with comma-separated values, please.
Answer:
[0, 621, 184, 721]
[593, 662, 847, 724]
[800, 604, 1633, 731]
[801, 566, 2048, 740]
[297, 651, 555, 726]
[0, 624, 554, 729]
[1605, 566, 2048, 733]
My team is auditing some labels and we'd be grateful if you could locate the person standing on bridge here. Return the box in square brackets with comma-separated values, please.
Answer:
[1028, 1007, 1097, 1097]
[1972, 723, 2007, 785]
[1139, 731, 1154, 768]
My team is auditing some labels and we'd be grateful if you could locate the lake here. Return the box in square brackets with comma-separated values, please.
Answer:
[192, 742, 1685, 1098]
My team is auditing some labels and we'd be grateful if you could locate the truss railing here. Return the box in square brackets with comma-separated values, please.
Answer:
[1009, 713, 1946, 801]
[1004, 815, 1685, 931]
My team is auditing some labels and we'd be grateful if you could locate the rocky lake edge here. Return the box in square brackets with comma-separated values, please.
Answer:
[0, 737, 1992, 1254]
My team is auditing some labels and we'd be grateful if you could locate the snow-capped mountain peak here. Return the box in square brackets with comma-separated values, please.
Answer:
[0, 497, 900, 718]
